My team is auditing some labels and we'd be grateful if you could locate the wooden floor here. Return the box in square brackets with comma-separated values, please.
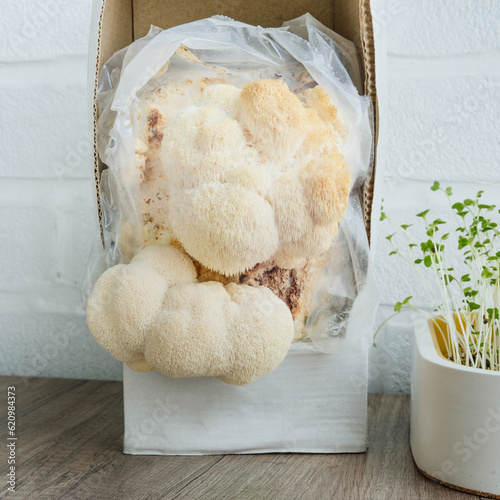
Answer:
[0, 376, 489, 500]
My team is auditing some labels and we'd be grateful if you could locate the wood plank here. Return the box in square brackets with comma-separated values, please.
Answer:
[60, 455, 225, 500]
[0, 375, 86, 423]
[0, 379, 124, 498]
[169, 395, 486, 500]
[0, 376, 491, 499]
[360, 394, 485, 499]
[0, 377, 221, 500]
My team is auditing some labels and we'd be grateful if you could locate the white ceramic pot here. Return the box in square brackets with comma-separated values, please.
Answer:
[411, 317, 500, 498]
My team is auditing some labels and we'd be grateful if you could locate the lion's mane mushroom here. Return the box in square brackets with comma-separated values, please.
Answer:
[168, 182, 280, 276]
[268, 153, 351, 267]
[145, 281, 294, 385]
[159, 79, 351, 277]
[86, 245, 197, 371]
[239, 79, 309, 161]
[198, 84, 241, 118]
[160, 104, 256, 190]
[130, 73, 352, 340]
[86, 245, 294, 385]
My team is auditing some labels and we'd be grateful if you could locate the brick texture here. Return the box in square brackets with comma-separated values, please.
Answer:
[1, 2, 499, 393]
[0, 0, 93, 62]
[384, 0, 500, 57]
[372, 2, 500, 393]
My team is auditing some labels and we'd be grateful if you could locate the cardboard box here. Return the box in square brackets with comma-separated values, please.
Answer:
[89, 0, 379, 455]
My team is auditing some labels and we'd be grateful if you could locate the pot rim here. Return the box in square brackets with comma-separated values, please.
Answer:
[414, 316, 500, 377]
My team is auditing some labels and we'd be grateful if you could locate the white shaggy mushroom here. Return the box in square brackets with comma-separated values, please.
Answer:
[86, 245, 197, 368]
[303, 85, 345, 139]
[130, 244, 197, 286]
[197, 84, 241, 118]
[153, 78, 352, 276]
[238, 79, 309, 161]
[267, 168, 313, 248]
[265, 153, 351, 267]
[300, 154, 351, 225]
[118, 77, 355, 343]
[86, 245, 295, 385]
[144, 282, 294, 385]
[86, 263, 168, 365]
[159, 105, 255, 190]
[225, 163, 274, 197]
[168, 182, 280, 276]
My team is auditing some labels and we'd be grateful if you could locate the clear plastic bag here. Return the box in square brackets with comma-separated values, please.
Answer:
[84, 13, 378, 352]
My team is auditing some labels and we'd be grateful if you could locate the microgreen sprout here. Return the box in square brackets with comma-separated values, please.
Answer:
[376, 182, 500, 371]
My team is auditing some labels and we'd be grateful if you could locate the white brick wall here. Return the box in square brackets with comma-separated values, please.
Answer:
[385, 0, 500, 56]
[0, 0, 122, 381]
[0, 1, 93, 61]
[1, 1, 499, 391]
[369, 0, 500, 393]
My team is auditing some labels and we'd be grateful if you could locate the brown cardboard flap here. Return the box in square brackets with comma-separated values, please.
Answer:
[92, 0, 378, 243]
[92, 0, 133, 239]
[133, 0, 334, 39]
[99, 0, 133, 74]
[359, 0, 378, 243]
[333, 0, 361, 59]
[333, 0, 377, 241]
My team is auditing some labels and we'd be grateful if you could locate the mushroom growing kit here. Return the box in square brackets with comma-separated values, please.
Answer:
[87, 0, 380, 454]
